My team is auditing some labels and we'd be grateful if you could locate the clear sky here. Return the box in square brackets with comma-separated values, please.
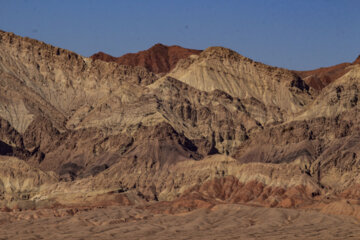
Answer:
[0, 0, 359, 70]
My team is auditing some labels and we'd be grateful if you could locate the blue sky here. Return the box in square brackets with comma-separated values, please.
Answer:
[0, 0, 359, 70]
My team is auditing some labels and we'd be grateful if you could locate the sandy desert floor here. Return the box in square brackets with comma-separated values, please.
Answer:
[1, 204, 360, 240]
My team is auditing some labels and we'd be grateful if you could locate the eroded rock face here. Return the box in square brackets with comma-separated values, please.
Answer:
[167, 46, 313, 123]
[1, 30, 360, 214]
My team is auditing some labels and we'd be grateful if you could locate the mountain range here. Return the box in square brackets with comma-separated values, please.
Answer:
[1, 29, 360, 224]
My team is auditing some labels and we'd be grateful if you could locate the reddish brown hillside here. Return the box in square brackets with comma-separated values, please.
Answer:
[354, 55, 360, 65]
[91, 43, 202, 74]
[295, 55, 360, 91]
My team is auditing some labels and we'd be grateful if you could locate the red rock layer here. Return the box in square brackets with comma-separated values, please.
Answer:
[295, 55, 360, 91]
[91, 44, 202, 74]
[145, 176, 320, 214]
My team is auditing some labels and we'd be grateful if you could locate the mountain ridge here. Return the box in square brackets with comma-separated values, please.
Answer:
[295, 55, 360, 91]
[1, 30, 360, 224]
[91, 43, 202, 74]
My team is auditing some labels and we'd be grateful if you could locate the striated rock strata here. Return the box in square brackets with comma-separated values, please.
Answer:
[1, 30, 360, 219]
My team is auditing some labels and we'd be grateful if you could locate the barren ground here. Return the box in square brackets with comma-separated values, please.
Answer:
[1, 204, 360, 240]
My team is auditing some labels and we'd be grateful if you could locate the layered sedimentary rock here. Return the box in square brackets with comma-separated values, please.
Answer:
[1, 30, 360, 216]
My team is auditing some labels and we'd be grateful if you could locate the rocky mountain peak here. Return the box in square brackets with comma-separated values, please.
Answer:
[200, 46, 249, 62]
[91, 43, 202, 74]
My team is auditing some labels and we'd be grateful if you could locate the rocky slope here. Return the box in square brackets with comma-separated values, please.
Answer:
[1, 29, 360, 219]
[167, 47, 313, 124]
